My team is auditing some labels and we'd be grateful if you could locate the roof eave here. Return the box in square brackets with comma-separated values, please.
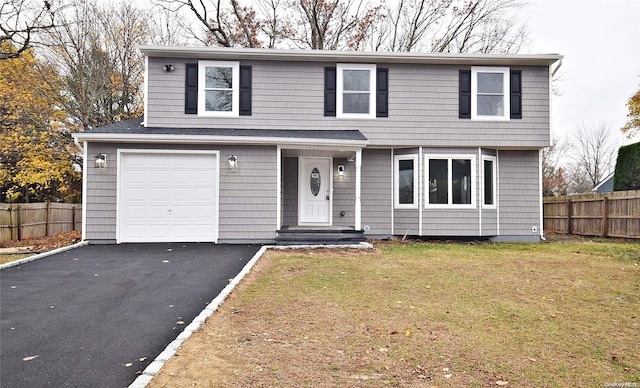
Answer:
[137, 45, 562, 66]
[71, 132, 369, 148]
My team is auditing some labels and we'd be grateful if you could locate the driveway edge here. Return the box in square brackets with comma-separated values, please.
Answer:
[129, 245, 269, 388]
[129, 242, 374, 387]
[0, 241, 89, 270]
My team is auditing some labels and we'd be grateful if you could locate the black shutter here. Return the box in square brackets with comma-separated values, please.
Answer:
[185, 63, 198, 115]
[510, 70, 522, 119]
[324, 67, 337, 116]
[376, 68, 389, 117]
[459, 70, 471, 119]
[239, 65, 252, 116]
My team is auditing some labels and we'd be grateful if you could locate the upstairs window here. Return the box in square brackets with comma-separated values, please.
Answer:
[426, 155, 476, 208]
[471, 67, 509, 120]
[198, 61, 239, 116]
[337, 64, 376, 118]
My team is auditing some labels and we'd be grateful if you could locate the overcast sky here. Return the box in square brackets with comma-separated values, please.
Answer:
[525, 0, 640, 145]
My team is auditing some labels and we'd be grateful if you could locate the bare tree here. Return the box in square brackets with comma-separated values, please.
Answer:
[154, 0, 261, 47]
[0, 0, 66, 59]
[379, 0, 528, 53]
[44, 0, 150, 131]
[542, 137, 570, 196]
[567, 122, 620, 192]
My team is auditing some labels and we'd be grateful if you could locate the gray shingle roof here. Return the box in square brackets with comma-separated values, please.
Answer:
[83, 117, 367, 141]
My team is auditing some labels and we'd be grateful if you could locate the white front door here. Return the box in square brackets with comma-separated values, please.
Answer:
[298, 157, 331, 225]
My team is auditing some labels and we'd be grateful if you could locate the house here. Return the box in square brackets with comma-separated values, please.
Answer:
[592, 173, 614, 193]
[71, 46, 562, 244]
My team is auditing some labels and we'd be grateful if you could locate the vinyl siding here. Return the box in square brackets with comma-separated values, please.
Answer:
[498, 150, 541, 236]
[282, 157, 298, 226]
[145, 57, 550, 149]
[361, 149, 393, 235]
[83, 142, 277, 242]
[332, 158, 355, 228]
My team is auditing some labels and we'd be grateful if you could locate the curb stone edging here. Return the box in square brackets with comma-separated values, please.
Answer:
[128, 242, 374, 388]
[0, 241, 89, 270]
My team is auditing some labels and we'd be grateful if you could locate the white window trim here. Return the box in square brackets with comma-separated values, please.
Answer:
[198, 60, 239, 117]
[337, 63, 376, 119]
[425, 154, 477, 209]
[394, 154, 418, 209]
[471, 66, 510, 121]
[482, 155, 497, 209]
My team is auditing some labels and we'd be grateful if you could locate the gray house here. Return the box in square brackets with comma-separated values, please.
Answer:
[72, 46, 562, 244]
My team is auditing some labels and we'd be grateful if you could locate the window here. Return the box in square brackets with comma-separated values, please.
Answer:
[394, 155, 418, 208]
[337, 64, 376, 118]
[471, 67, 509, 120]
[198, 61, 239, 116]
[426, 156, 476, 208]
[482, 156, 496, 208]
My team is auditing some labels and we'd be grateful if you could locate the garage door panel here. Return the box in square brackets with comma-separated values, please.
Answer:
[119, 152, 218, 243]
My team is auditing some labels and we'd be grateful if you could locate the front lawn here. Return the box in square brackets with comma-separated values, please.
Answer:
[150, 240, 640, 387]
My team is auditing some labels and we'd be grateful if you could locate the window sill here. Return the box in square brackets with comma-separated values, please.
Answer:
[424, 205, 477, 210]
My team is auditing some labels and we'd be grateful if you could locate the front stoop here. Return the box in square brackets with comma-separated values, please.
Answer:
[276, 229, 366, 246]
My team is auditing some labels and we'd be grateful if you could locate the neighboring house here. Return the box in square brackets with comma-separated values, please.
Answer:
[592, 173, 614, 193]
[72, 46, 562, 244]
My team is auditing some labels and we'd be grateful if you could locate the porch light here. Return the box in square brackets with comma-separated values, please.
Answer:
[94, 154, 107, 168]
[337, 164, 345, 176]
[163, 64, 175, 72]
[228, 155, 238, 169]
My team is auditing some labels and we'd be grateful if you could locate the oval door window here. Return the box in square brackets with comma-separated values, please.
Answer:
[310, 167, 321, 196]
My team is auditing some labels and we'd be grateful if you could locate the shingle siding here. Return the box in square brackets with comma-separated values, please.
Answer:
[83, 142, 278, 242]
[498, 150, 541, 236]
[145, 58, 550, 148]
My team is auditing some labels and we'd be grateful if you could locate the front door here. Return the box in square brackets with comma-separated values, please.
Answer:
[298, 157, 331, 225]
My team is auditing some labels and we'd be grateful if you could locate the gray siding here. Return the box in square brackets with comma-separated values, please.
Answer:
[84, 142, 277, 242]
[85, 143, 117, 241]
[282, 157, 298, 226]
[332, 158, 355, 227]
[145, 57, 550, 149]
[361, 149, 393, 235]
[498, 150, 541, 236]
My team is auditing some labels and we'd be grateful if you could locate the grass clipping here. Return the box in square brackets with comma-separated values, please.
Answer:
[149, 241, 640, 387]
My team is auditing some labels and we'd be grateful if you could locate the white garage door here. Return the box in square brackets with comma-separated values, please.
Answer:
[118, 151, 218, 243]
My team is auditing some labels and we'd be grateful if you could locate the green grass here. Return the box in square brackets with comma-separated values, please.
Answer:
[151, 240, 640, 387]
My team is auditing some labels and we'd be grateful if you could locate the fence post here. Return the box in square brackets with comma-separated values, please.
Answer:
[45, 200, 50, 237]
[602, 197, 609, 238]
[17, 205, 22, 241]
[566, 198, 572, 235]
[72, 206, 76, 232]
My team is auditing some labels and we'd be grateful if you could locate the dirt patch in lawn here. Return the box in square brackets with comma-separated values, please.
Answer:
[149, 241, 640, 387]
[0, 231, 81, 264]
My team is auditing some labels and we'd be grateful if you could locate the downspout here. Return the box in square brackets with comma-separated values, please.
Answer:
[74, 137, 84, 154]
[551, 58, 563, 77]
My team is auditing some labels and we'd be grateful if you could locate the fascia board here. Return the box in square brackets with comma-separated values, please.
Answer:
[71, 133, 369, 148]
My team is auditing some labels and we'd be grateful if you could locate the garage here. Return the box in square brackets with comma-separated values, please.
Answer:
[117, 150, 219, 243]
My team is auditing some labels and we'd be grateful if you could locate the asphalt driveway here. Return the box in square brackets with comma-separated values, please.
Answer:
[0, 243, 261, 388]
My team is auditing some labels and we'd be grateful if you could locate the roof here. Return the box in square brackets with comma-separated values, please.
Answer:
[72, 117, 369, 147]
[592, 173, 615, 192]
[138, 45, 562, 67]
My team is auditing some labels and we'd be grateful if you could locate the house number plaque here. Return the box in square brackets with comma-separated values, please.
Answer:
[310, 168, 321, 196]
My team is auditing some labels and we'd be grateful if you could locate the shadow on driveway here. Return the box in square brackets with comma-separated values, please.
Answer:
[1, 243, 261, 387]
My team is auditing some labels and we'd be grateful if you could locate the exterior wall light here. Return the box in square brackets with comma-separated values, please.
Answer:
[337, 164, 345, 176]
[228, 155, 238, 170]
[163, 64, 175, 72]
[95, 154, 107, 168]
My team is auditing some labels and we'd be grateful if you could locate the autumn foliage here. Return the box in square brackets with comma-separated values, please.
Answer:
[621, 88, 640, 139]
[0, 42, 81, 203]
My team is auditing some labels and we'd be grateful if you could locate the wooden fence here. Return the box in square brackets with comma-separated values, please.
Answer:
[543, 190, 640, 239]
[0, 202, 82, 242]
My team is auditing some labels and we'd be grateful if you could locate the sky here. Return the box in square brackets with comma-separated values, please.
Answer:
[524, 0, 640, 145]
